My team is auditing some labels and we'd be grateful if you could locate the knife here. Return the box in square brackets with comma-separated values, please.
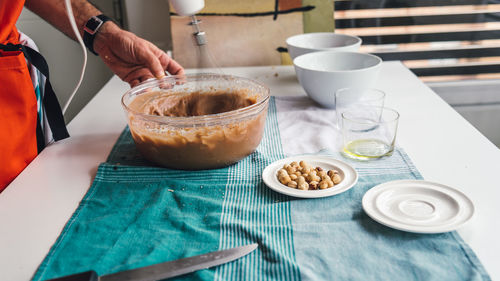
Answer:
[44, 243, 258, 281]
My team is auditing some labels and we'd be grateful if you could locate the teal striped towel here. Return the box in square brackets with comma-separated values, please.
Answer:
[32, 97, 490, 281]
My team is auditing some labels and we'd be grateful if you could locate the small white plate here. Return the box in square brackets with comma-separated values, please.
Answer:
[362, 180, 475, 233]
[262, 155, 358, 198]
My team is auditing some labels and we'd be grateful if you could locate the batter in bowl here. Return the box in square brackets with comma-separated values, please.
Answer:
[126, 89, 268, 169]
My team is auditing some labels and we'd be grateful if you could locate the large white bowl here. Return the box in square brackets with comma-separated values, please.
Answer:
[293, 51, 382, 108]
[286, 32, 362, 60]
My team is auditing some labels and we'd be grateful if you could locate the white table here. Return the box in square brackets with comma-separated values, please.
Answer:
[1, 62, 499, 280]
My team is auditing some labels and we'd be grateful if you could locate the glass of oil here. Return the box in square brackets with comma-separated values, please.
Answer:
[341, 106, 399, 160]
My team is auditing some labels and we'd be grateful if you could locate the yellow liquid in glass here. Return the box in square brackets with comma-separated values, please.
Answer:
[343, 139, 393, 160]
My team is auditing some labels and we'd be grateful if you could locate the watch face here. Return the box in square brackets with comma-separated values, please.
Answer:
[86, 17, 102, 31]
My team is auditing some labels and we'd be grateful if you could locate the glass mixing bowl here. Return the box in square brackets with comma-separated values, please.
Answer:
[121, 74, 270, 170]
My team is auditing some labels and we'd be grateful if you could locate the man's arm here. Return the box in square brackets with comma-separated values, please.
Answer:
[24, 0, 184, 86]
[24, 0, 99, 40]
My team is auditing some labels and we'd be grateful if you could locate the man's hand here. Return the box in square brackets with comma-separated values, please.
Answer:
[94, 22, 184, 87]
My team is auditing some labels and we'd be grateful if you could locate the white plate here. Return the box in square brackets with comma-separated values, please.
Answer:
[262, 155, 358, 198]
[362, 180, 475, 233]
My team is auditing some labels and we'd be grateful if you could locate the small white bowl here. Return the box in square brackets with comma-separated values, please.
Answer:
[293, 51, 382, 108]
[286, 32, 362, 60]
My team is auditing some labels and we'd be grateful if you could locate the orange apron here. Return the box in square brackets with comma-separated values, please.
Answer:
[0, 0, 68, 191]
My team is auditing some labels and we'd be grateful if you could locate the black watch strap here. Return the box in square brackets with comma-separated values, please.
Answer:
[83, 14, 112, 55]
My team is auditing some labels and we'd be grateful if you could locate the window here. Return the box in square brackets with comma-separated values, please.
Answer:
[334, 0, 500, 82]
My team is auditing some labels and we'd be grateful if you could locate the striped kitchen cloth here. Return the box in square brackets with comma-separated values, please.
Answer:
[32, 97, 490, 281]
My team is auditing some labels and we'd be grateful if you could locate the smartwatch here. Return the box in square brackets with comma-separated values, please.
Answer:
[83, 14, 113, 55]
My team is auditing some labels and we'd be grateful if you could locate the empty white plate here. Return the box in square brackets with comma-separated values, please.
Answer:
[362, 180, 475, 233]
[262, 155, 358, 198]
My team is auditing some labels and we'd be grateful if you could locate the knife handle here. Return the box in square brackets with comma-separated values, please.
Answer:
[43, 270, 98, 281]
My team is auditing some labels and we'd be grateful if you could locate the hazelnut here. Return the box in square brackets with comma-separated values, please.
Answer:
[287, 181, 298, 188]
[319, 181, 329, 190]
[309, 181, 318, 190]
[298, 182, 309, 190]
[332, 174, 342, 184]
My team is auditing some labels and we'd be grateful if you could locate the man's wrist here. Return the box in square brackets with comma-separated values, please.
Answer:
[93, 21, 121, 56]
[83, 14, 113, 55]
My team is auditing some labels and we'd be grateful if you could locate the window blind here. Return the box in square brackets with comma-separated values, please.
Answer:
[334, 0, 500, 82]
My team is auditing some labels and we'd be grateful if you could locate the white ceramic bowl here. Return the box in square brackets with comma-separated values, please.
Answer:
[286, 32, 362, 60]
[293, 51, 382, 108]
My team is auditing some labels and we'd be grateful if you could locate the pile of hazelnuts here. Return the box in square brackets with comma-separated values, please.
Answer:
[277, 160, 342, 190]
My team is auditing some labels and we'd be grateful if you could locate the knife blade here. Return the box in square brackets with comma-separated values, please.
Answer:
[44, 243, 258, 281]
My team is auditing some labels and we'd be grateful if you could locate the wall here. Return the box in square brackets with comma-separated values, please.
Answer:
[170, 0, 334, 68]
[121, 0, 173, 53]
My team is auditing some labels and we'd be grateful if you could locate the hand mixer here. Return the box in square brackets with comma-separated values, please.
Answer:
[170, 0, 206, 45]
[170, 0, 222, 72]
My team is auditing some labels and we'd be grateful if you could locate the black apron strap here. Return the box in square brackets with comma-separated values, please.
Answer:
[21, 45, 70, 142]
[35, 113, 45, 153]
[0, 43, 70, 144]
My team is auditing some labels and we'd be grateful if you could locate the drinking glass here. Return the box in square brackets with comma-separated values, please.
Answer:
[335, 88, 386, 129]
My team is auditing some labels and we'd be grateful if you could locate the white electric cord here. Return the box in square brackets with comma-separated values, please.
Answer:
[62, 0, 88, 115]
